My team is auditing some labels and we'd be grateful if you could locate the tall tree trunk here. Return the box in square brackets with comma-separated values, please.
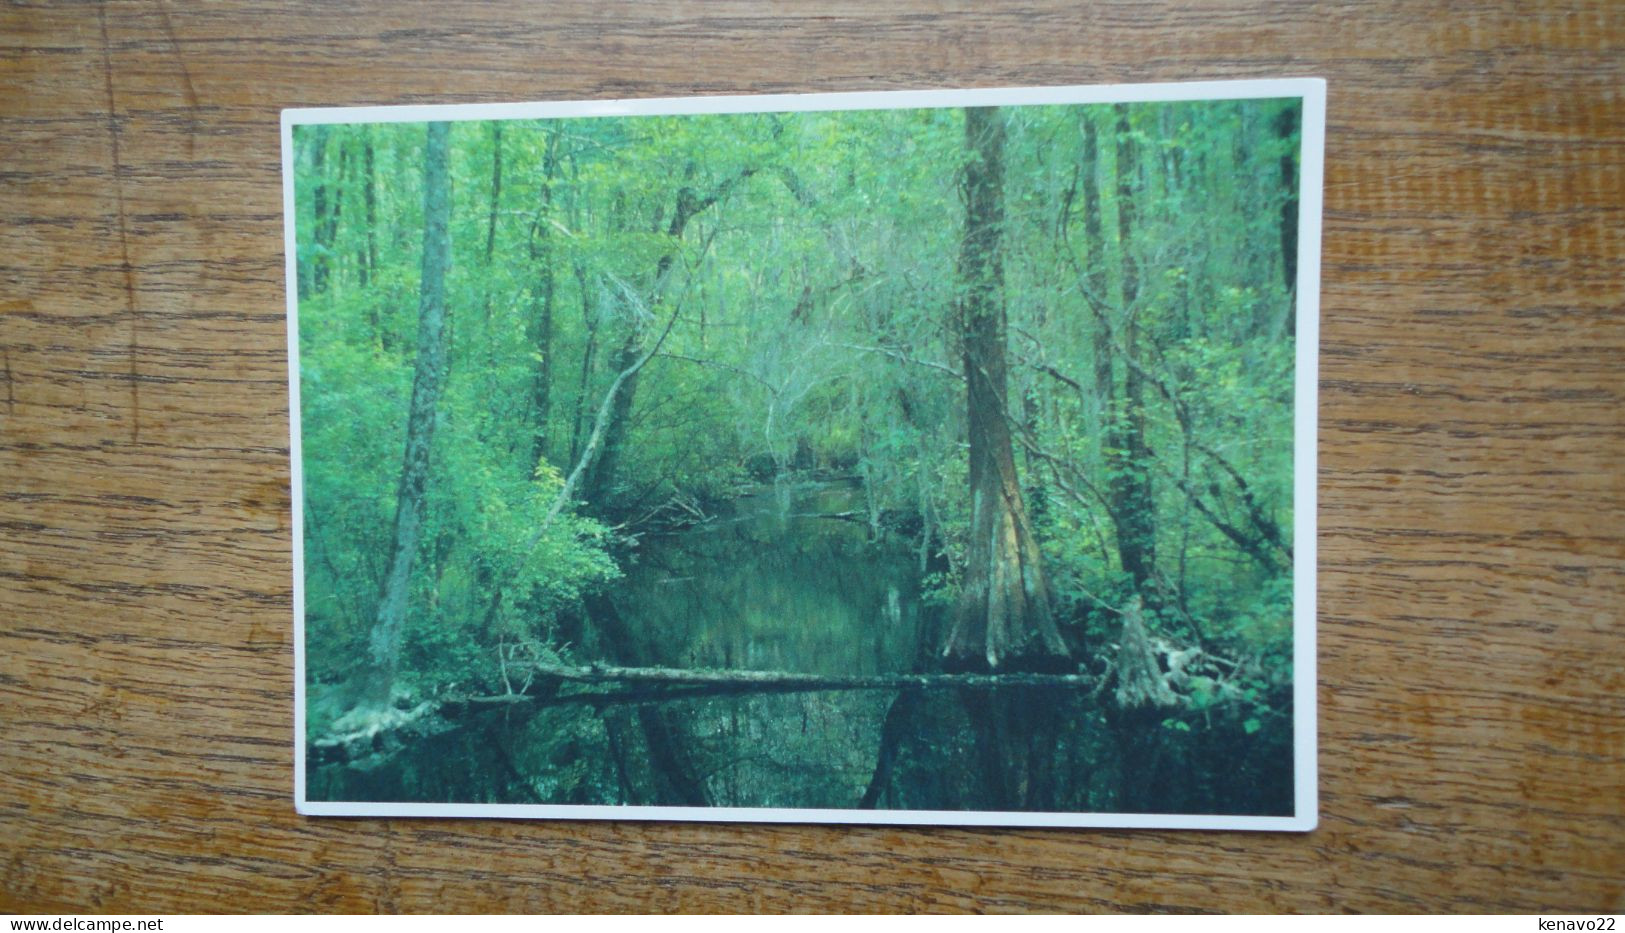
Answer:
[360, 130, 376, 287]
[361, 130, 387, 349]
[1276, 103, 1299, 338]
[1102, 109, 1167, 808]
[567, 264, 597, 468]
[485, 124, 503, 262]
[308, 124, 333, 296]
[333, 142, 350, 291]
[364, 121, 453, 706]
[942, 107, 1067, 673]
[1081, 114, 1116, 453]
[475, 123, 505, 431]
[528, 130, 559, 469]
[1106, 105, 1158, 595]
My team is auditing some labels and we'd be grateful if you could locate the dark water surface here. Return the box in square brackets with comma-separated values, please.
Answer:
[314, 479, 934, 807]
[619, 479, 922, 675]
[310, 480, 1294, 814]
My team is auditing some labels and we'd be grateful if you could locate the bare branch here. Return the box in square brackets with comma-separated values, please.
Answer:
[834, 342, 962, 378]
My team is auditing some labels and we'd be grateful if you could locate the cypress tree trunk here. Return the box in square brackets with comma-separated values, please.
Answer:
[364, 121, 453, 706]
[942, 107, 1067, 673]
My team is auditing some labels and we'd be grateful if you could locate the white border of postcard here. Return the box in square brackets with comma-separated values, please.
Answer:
[283, 77, 1325, 831]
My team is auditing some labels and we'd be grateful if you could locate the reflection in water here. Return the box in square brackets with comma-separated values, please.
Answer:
[311, 479, 935, 808]
[598, 479, 927, 808]
[306, 478, 1294, 814]
[619, 479, 920, 677]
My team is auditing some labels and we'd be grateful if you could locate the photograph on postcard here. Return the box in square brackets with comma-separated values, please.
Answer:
[286, 81, 1322, 828]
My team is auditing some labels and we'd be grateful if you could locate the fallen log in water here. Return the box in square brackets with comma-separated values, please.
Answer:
[306, 663, 1102, 766]
[526, 661, 1100, 693]
[306, 629, 1259, 768]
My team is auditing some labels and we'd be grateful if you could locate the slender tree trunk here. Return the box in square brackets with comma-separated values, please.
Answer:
[362, 131, 388, 349]
[485, 124, 503, 262]
[364, 121, 453, 706]
[308, 125, 333, 296]
[1106, 105, 1158, 595]
[1081, 114, 1116, 460]
[528, 130, 560, 469]
[942, 107, 1068, 673]
[568, 264, 597, 468]
[475, 123, 505, 432]
[361, 131, 377, 287]
[1276, 104, 1300, 338]
[333, 143, 350, 291]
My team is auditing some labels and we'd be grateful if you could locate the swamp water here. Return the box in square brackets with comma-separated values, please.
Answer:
[312, 479, 938, 808]
[617, 480, 922, 676]
[307, 479, 1290, 814]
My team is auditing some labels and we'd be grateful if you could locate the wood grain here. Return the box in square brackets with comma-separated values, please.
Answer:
[2, 0, 1621, 914]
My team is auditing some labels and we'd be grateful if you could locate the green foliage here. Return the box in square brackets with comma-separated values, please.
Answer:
[296, 97, 1302, 813]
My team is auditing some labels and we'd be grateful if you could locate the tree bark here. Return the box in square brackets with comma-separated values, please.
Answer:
[1276, 103, 1300, 339]
[364, 121, 453, 706]
[1106, 105, 1159, 595]
[361, 129, 376, 289]
[567, 264, 597, 468]
[528, 129, 558, 469]
[1276, 104, 1299, 296]
[476, 123, 505, 425]
[307, 124, 333, 297]
[1113, 596, 1179, 710]
[1080, 113, 1118, 460]
[485, 123, 503, 261]
[943, 107, 1068, 672]
[361, 129, 388, 349]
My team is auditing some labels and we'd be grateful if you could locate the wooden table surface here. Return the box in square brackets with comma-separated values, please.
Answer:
[2, 0, 1621, 914]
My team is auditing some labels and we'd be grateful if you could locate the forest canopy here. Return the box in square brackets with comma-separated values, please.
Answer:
[294, 95, 1302, 815]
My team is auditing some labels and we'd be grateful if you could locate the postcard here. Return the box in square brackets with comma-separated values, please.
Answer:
[284, 78, 1323, 829]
